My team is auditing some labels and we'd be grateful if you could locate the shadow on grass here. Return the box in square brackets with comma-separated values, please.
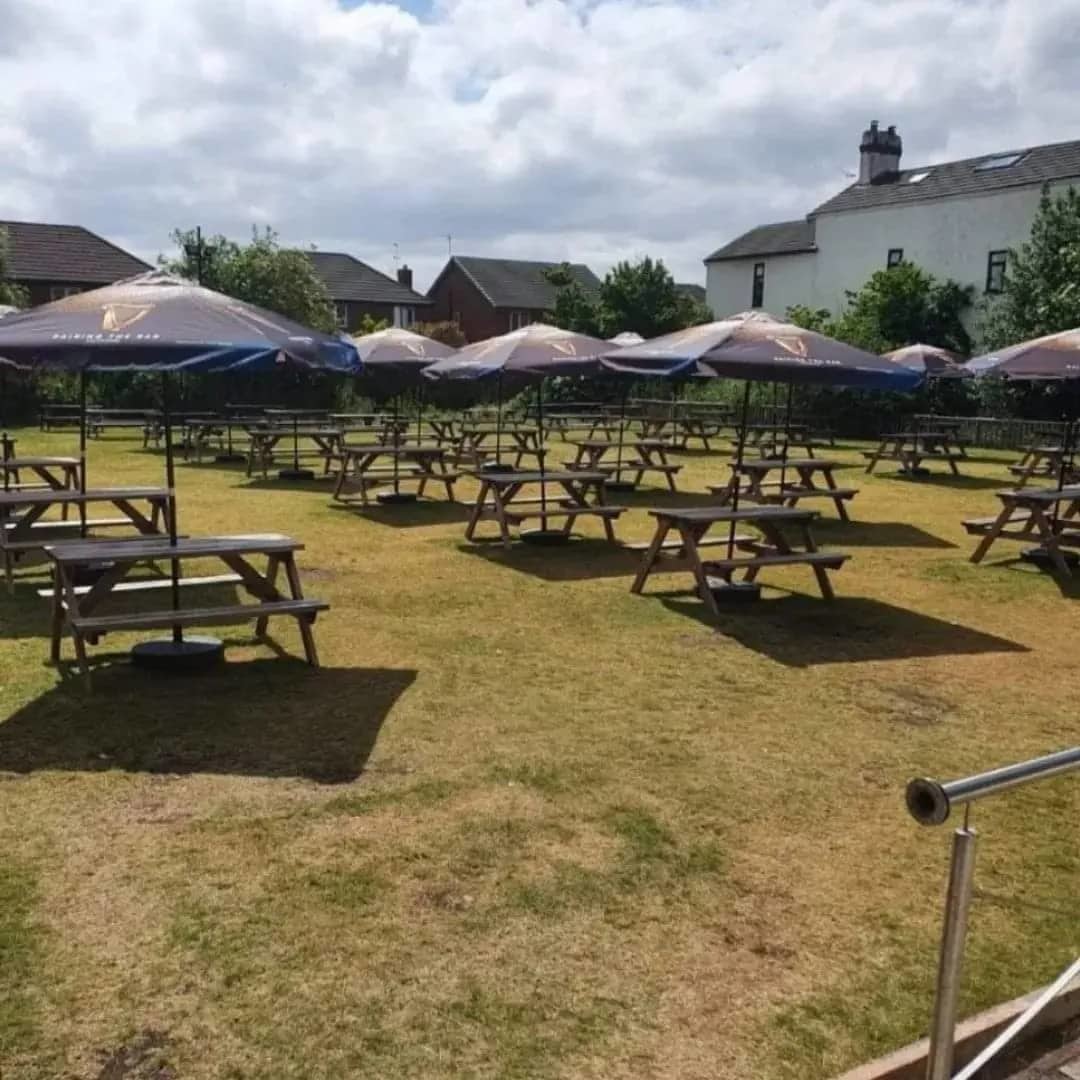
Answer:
[657, 593, 1027, 665]
[458, 539, 641, 581]
[993, 558, 1080, 600]
[235, 475, 338, 494]
[0, 659, 414, 782]
[328, 500, 472, 527]
[814, 520, 956, 549]
[875, 472, 1007, 491]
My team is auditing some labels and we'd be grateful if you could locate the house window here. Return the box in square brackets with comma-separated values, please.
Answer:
[333, 301, 348, 328]
[974, 153, 1025, 172]
[887, 248, 904, 268]
[49, 285, 82, 301]
[393, 305, 416, 328]
[508, 311, 531, 330]
[751, 263, 765, 308]
[986, 250, 1008, 294]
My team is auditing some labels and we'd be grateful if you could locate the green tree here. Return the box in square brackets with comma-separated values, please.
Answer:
[413, 320, 466, 347]
[545, 256, 713, 339]
[163, 226, 336, 332]
[0, 227, 28, 309]
[982, 184, 1080, 348]
[353, 313, 390, 336]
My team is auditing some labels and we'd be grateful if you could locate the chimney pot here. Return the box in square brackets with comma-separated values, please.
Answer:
[397, 264, 413, 289]
[858, 121, 902, 185]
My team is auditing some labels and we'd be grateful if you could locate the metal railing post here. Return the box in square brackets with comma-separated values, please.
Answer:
[926, 826, 978, 1080]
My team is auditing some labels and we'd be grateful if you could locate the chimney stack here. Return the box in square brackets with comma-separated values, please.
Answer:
[858, 121, 902, 184]
[397, 264, 413, 289]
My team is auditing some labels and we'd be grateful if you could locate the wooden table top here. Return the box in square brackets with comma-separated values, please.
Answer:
[1, 456, 81, 467]
[648, 505, 817, 525]
[880, 431, 952, 440]
[46, 533, 302, 564]
[472, 469, 607, 485]
[0, 486, 168, 507]
[341, 444, 446, 457]
[246, 426, 343, 437]
[997, 486, 1080, 504]
[735, 458, 841, 471]
[568, 438, 668, 450]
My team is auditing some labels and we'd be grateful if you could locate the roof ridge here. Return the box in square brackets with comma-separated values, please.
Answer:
[449, 256, 496, 306]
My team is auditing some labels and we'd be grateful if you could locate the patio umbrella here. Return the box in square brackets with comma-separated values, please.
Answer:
[424, 323, 608, 539]
[603, 311, 921, 597]
[352, 328, 454, 503]
[971, 328, 1080, 556]
[608, 331, 644, 346]
[883, 343, 971, 380]
[0, 269, 360, 666]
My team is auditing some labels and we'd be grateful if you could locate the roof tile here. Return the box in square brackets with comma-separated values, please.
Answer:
[705, 220, 816, 262]
[0, 220, 151, 283]
[447, 256, 601, 309]
[307, 251, 430, 306]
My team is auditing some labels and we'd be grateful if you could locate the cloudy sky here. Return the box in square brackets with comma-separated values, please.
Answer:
[2, 0, 1079, 290]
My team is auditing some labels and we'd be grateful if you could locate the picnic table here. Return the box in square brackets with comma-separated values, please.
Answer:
[1007, 444, 1076, 488]
[244, 426, 344, 479]
[742, 423, 822, 458]
[709, 458, 857, 520]
[965, 486, 1080, 575]
[1, 456, 82, 499]
[39, 404, 83, 431]
[0, 486, 172, 590]
[637, 416, 728, 451]
[44, 533, 327, 688]
[457, 423, 544, 468]
[464, 469, 623, 548]
[332, 444, 459, 506]
[565, 438, 681, 491]
[87, 408, 162, 439]
[143, 412, 218, 449]
[862, 431, 964, 475]
[631, 505, 849, 618]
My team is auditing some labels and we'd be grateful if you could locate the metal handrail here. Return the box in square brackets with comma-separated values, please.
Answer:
[952, 956, 1080, 1080]
[907, 746, 1080, 826]
[906, 747, 1080, 1080]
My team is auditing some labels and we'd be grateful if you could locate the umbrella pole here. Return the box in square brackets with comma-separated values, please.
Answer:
[394, 395, 401, 493]
[163, 372, 183, 644]
[538, 379, 547, 523]
[79, 369, 88, 538]
[780, 378, 793, 495]
[417, 384, 424, 445]
[727, 380, 752, 561]
[1, 367, 8, 492]
[495, 374, 504, 469]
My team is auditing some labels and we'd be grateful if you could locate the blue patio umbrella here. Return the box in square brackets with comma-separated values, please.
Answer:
[603, 311, 921, 595]
[0, 270, 360, 666]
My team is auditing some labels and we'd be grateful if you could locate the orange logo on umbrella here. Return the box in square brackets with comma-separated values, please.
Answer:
[102, 304, 152, 332]
[773, 336, 809, 358]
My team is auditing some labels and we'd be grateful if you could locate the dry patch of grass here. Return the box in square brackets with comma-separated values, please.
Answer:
[0, 429, 1077, 1079]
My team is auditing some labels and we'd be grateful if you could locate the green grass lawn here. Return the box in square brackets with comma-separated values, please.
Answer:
[0, 427, 1077, 1080]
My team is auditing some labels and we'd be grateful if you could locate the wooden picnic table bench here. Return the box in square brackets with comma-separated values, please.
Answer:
[709, 458, 857, 520]
[631, 504, 849, 619]
[863, 432, 964, 475]
[464, 469, 623, 548]
[637, 416, 729, 451]
[244, 426, 344, 479]
[86, 408, 162, 439]
[1007, 444, 1077, 488]
[39, 404, 83, 431]
[1, 456, 82, 499]
[966, 486, 1080, 575]
[0, 486, 172, 590]
[565, 438, 681, 491]
[332, 444, 459, 506]
[44, 533, 327, 688]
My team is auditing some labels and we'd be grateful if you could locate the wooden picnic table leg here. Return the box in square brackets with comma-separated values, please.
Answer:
[49, 562, 64, 662]
[864, 441, 885, 474]
[1031, 506, 1072, 577]
[797, 520, 835, 600]
[679, 521, 723, 620]
[817, 465, 849, 522]
[491, 484, 517, 549]
[464, 479, 489, 541]
[252, 554, 282, 637]
[283, 554, 320, 666]
[57, 564, 92, 688]
[970, 503, 1014, 564]
[631, 518, 671, 594]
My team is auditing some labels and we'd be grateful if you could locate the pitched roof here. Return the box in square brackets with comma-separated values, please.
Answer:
[306, 251, 431, 306]
[704, 220, 816, 262]
[0, 220, 151, 283]
[441, 256, 601, 309]
[812, 137, 1080, 216]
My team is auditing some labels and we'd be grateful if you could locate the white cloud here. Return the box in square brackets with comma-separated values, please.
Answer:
[1, 0, 1078, 289]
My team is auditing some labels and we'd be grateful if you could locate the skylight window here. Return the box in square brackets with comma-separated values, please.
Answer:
[974, 152, 1025, 172]
[907, 171, 931, 183]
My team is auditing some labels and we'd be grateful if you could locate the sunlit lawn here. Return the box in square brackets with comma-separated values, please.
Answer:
[0, 426, 1077, 1080]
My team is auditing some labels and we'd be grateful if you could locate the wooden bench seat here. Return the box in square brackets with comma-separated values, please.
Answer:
[464, 496, 573, 509]
[780, 486, 858, 501]
[502, 505, 624, 525]
[70, 598, 327, 636]
[37, 572, 241, 600]
[703, 551, 849, 572]
[623, 534, 754, 552]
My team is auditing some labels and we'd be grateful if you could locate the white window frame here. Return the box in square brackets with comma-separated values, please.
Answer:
[508, 310, 531, 330]
[333, 301, 348, 328]
[393, 305, 416, 328]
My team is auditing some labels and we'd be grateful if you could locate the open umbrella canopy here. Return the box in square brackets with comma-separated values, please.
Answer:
[424, 323, 608, 390]
[969, 328, 1080, 380]
[0, 305, 18, 320]
[352, 327, 453, 396]
[883, 343, 971, 379]
[602, 311, 922, 390]
[608, 331, 645, 346]
[0, 270, 359, 374]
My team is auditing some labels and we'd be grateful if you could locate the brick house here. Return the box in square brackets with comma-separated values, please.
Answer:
[425, 256, 602, 342]
[306, 252, 432, 332]
[0, 220, 151, 306]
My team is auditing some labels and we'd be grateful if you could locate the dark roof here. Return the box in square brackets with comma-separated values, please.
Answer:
[438, 256, 601, 309]
[676, 282, 707, 303]
[812, 137, 1080, 215]
[0, 220, 151, 283]
[307, 251, 431, 306]
[705, 220, 816, 262]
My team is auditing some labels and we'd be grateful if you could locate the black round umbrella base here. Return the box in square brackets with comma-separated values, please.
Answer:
[903, 467, 932, 479]
[709, 581, 762, 604]
[520, 529, 570, 546]
[278, 468, 315, 481]
[376, 491, 418, 505]
[605, 480, 637, 492]
[480, 461, 515, 473]
[214, 452, 247, 464]
[72, 561, 114, 587]
[131, 636, 224, 673]
[1020, 546, 1079, 570]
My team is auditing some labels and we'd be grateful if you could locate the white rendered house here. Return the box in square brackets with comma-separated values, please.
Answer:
[704, 123, 1080, 326]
